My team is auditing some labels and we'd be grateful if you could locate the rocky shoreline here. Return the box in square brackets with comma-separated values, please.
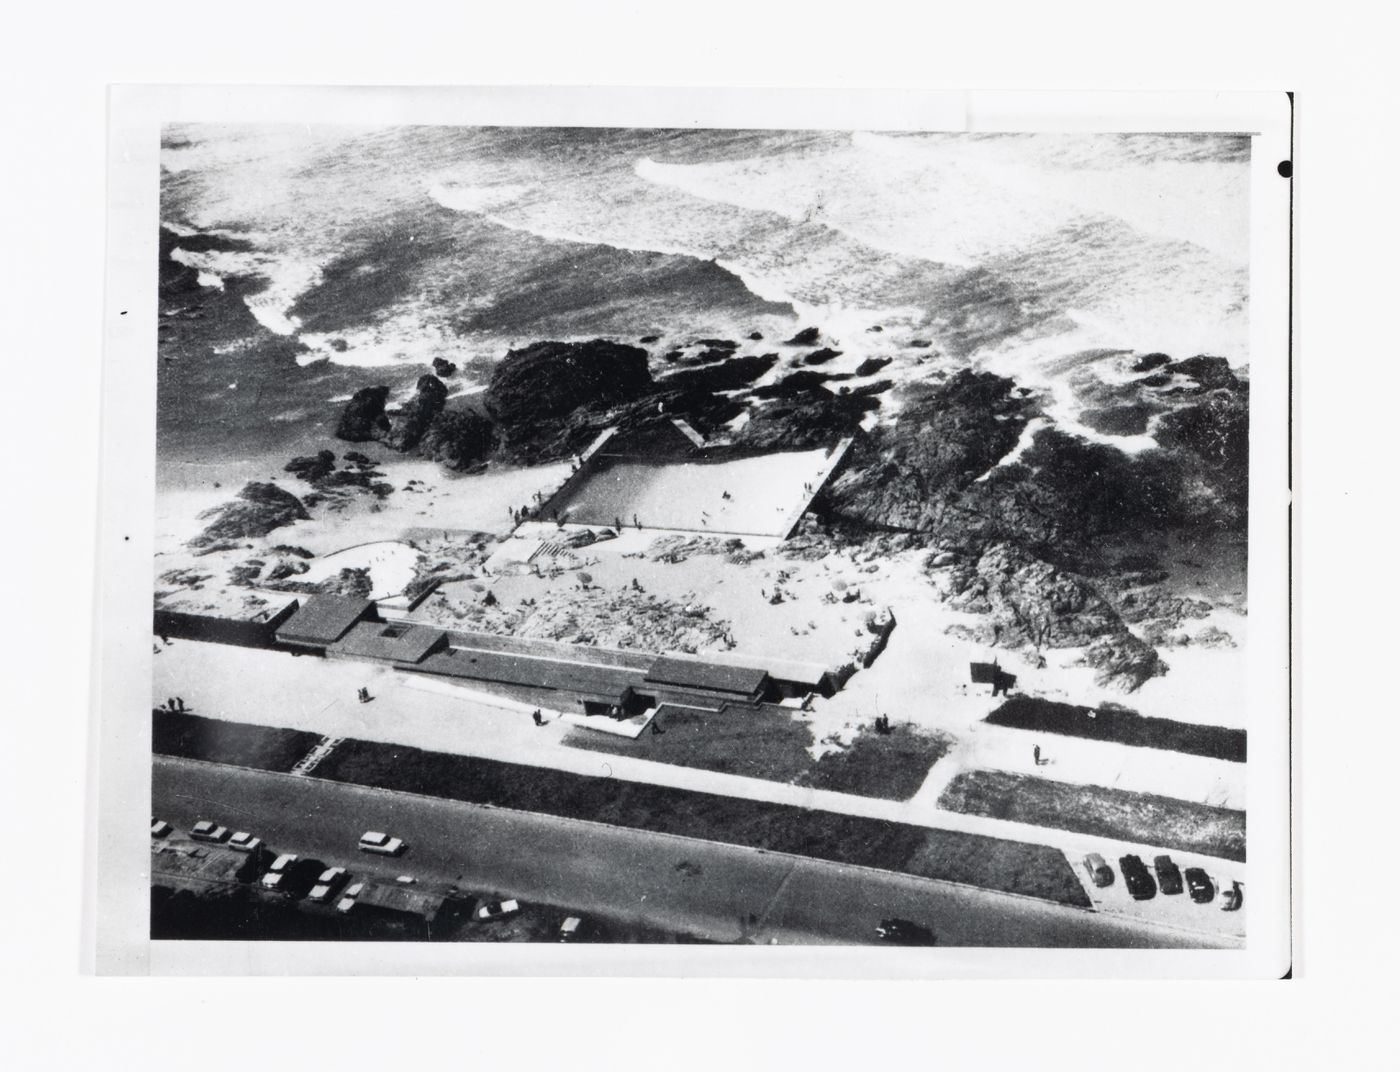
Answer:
[170, 332, 1247, 691]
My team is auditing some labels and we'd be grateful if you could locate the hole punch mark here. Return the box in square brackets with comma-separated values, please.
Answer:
[1277, 160, 1292, 178]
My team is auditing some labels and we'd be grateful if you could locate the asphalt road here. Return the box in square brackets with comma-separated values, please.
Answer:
[153, 756, 1240, 948]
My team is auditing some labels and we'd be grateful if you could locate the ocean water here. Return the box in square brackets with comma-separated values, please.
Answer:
[157, 125, 1250, 465]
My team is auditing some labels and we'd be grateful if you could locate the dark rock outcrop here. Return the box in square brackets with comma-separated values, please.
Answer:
[335, 386, 391, 442]
[417, 409, 497, 471]
[854, 357, 892, 377]
[284, 450, 336, 483]
[656, 353, 778, 394]
[826, 370, 1029, 531]
[386, 374, 448, 451]
[943, 542, 1166, 691]
[191, 482, 310, 548]
[1166, 355, 1238, 392]
[431, 357, 457, 378]
[785, 327, 821, 346]
[731, 394, 867, 452]
[803, 348, 843, 365]
[486, 339, 653, 441]
[1132, 352, 1171, 372]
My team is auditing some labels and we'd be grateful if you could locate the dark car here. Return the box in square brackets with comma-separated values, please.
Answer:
[1082, 853, 1114, 888]
[875, 918, 938, 946]
[1221, 881, 1244, 912]
[1185, 867, 1215, 904]
[1119, 854, 1157, 900]
[1153, 854, 1184, 895]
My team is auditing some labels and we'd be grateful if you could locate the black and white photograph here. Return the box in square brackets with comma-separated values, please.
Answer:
[90, 86, 1291, 975]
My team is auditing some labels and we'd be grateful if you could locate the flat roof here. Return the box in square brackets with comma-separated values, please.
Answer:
[443, 629, 656, 672]
[416, 647, 640, 701]
[644, 655, 769, 696]
[353, 883, 445, 919]
[331, 620, 446, 665]
[150, 843, 248, 886]
[690, 651, 834, 687]
[276, 595, 375, 645]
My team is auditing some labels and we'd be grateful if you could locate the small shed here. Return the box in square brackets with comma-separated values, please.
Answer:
[970, 660, 1018, 696]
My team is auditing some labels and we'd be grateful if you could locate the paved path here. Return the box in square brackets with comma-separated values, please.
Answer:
[153, 757, 1239, 948]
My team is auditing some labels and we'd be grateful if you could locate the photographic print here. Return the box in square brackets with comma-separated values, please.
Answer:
[97, 89, 1290, 970]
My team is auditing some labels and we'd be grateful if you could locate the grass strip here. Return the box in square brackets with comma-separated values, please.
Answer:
[152, 713, 1088, 906]
[988, 696, 1246, 763]
[938, 769, 1246, 862]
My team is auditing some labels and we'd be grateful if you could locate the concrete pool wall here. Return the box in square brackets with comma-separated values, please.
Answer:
[543, 439, 853, 538]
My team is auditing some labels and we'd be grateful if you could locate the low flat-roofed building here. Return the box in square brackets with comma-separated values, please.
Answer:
[642, 654, 771, 707]
[413, 647, 642, 714]
[682, 651, 839, 698]
[275, 595, 378, 652]
[329, 620, 448, 666]
[150, 842, 256, 892]
[347, 882, 446, 922]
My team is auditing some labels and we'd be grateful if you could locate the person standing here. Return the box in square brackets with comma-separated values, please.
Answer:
[1033, 744, 1042, 765]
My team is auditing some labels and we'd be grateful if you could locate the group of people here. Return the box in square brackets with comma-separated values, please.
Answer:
[157, 696, 187, 712]
[356, 686, 373, 704]
[873, 713, 893, 735]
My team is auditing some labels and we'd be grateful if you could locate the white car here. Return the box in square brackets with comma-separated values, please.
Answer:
[475, 898, 520, 922]
[227, 831, 262, 854]
[336, 882, 365, 914]
[151, 819, 173, 839]
[190, 820, 229, 843]
[307, 867, 349, 904]
[358, 831, 405, 856]
[558, 916, 584, 942]
[260, 853, 298, 892]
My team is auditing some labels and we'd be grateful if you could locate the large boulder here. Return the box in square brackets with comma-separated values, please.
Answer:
[335, 385, 391, 442]
[417, 409, 497, 470]
[190, 482, 310, 548]
[284, 450, 336, 483]
[486, 339, 653, 430]
[386, 374, 448, 451]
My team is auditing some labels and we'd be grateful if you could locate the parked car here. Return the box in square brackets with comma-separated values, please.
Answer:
[335, 882, 365, 914]
[227, 831, 262, 854]
[1082, 853, 1114, 888]
[1221, 881, 1244, 912]
[151, 818, 173, 839]
[475, 898, 521, 922]
[1184, 867, 1215, 904]
[558, 916, 586, 943]
[1119, 854, 1157, 900]
[1153, 854, 1184, 895]
[875, 918, 938, 945]
[190, 820, 229, 843]
[260, 853, 299, 893]
[358, 831, 405, 857]
[307, 867, 350, 904]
